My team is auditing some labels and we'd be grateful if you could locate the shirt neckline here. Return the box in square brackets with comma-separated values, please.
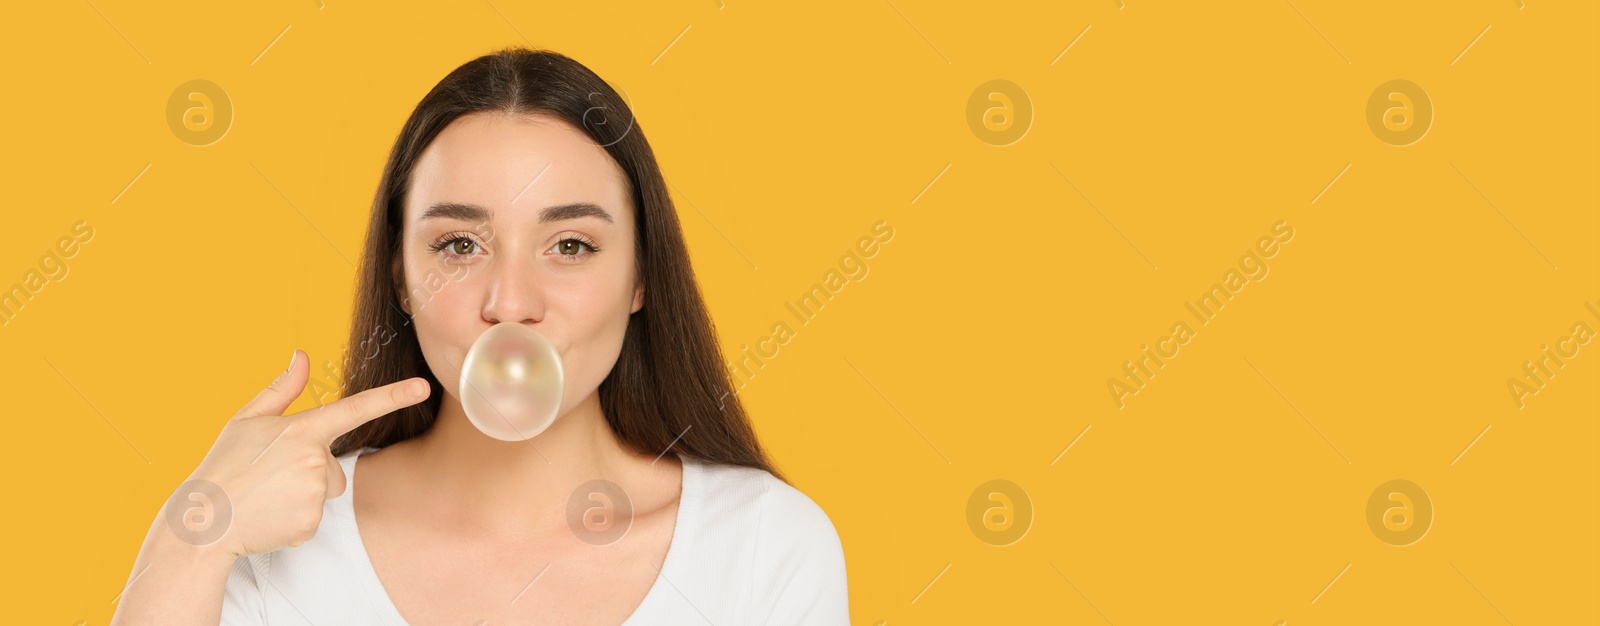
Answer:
[334, 447, 700, 625]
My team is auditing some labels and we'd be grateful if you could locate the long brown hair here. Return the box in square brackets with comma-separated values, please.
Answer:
[329, 47, 782, 482]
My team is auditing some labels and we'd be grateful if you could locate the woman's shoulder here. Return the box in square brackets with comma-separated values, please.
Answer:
[682, 457, 849, 622]
[685, 456, 844, 556]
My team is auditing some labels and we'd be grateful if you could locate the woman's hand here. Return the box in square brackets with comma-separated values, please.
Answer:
[110, 350, 431, 626]
[176, 349, 431, 558]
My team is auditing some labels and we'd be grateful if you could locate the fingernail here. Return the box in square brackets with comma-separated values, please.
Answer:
[286, 350, 297, 371]
[411, 380, 428, 398]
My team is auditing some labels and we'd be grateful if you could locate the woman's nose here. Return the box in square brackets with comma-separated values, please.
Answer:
[480, 253, 545, 325]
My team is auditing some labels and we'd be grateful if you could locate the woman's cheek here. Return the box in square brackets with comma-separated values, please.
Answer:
[586, 319, 631, 384]
[559, 323, 618, 402]
[414, 328, 460, 401]
[408, 295, 476, 402]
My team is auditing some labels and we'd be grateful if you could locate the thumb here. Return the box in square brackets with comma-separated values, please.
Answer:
[324, 450, 348, 499]
[238, 349, 311, 418]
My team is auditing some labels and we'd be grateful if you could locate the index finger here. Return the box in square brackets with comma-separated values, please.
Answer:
[295, 377, 431, 442]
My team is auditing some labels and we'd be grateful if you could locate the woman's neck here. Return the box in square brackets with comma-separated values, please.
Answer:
[394, 391, 651, 537]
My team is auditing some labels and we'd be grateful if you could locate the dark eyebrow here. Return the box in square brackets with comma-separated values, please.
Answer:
[538, 202, 613, 224]
[419, 202, 490, 223]
[419, 202, 613, 224]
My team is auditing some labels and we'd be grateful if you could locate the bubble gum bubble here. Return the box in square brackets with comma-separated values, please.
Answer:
[459, 322, 564, 441]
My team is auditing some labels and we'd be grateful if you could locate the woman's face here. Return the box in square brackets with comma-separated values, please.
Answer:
[398, 111, 642, 426]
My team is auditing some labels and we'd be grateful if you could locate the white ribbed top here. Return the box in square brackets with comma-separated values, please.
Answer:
[219, 447, 850, 624]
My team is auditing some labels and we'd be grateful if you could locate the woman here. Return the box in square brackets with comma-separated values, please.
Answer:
[111, 47, 849, 625]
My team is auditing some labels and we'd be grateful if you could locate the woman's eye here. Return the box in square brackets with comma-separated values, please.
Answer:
[429, 235, 480, 258]
[429, 235, 596, 262]
[447, 239, 476, 255]
[551, 238, 599, 261]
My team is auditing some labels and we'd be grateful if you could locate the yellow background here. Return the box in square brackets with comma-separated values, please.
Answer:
[2, 0, 1596, 623]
